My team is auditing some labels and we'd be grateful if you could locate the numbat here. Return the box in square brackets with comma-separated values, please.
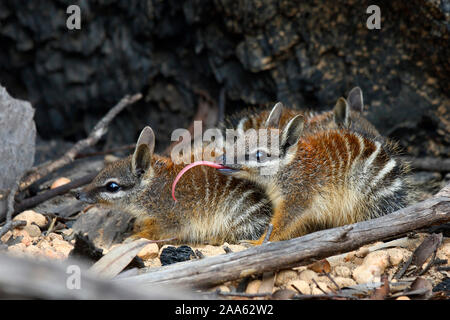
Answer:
[217, 88, 413, 244]
[76, 126, 272, 244]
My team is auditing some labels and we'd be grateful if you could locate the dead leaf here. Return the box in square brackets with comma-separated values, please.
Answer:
[369, 275, 390, 300]
[258, 272, 275, 295]
[411, 233, 442, 268]
[89, 239, 150, 278]
[308, 259, 331, 273]
[395, 233, 443, 279]
[404, 277, 433, 299]
[272, 289, 296, 300]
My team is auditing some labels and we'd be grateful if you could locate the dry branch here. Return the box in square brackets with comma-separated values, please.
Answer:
[118, 183, 450, 289]
[0, 253, 197, 299]
[19, 93, 142, 192]
[13, 171, 99, 215]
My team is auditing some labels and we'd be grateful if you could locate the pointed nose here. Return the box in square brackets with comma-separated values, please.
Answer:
[75, 190, 94, 203]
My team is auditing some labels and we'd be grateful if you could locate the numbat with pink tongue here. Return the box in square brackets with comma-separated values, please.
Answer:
[76, 126, 272, 244]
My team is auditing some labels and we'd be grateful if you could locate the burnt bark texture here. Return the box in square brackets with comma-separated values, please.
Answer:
[0, 0, 448, 156]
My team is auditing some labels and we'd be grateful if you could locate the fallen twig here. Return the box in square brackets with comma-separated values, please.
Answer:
[19, 93, 142, 192]
[14, 171, 99, 215]
[216, 290, 271, 298]
[324, 273, 340, 292]
[118, 183, 450, 288]
[0, 253, 197, 299]
[0, 220, 26, 241]
[292, 293, 357, 300]
[311, 278, 328, 295]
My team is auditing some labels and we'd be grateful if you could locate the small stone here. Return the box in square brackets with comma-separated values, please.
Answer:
[193, 245, 225, 257]
[8, 243, 26, 255]
[226, 244, 247, 252]
[51, 177, 71, 189]
[292, 266, 308, 272]
[12, 228, 32, 246]
[334, 266, 352, 278]
[387, 248, 409, 266]
[51, 238, 73, 257]
[43, 247, 62, 259]
[298, 269, 319, 283]
[275, 270, 298, 286]
[355, 247, 370, 258]
[246, 280, 262, 294]
[137, 243, 159, 260]
[287, 279, 310, 294]
[272, 289, 296, 299]
[217, 285, 231, 293]
[352, 251, 390, 284]
[160, 245, 195, 266]
[344, 251, 356, 261]
[0, 230, 12, 243]
[47, 232, 64, 241]
[437, 240, 450, 260]
[37, 239, 53, 250]
[396, 296, 410, 300]
[13, 210, 47, 228]
[333, 277, 356, 288]
[24, 224, 41, 237]
[144, 258, 162, 268]
[24, 245, 41, 256]
[20, 232, 33, 246]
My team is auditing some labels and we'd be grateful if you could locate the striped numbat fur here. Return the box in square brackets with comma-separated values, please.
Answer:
[222, 87, 381, 137]
[76, 126, 272, 244]
[217, 88, 413, 244]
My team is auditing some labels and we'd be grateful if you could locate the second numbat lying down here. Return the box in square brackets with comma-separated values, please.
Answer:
[215, 88, 414, 244]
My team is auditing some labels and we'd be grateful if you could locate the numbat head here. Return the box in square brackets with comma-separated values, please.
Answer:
[76, 127, 272, 244]
[217, 88, 412, 243]
[219, 88, 381, 180]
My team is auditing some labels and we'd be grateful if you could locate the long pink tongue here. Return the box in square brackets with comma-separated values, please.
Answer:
[172, 161, 227, 202]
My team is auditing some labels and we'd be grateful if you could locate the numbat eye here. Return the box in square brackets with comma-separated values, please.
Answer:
[256, 150, 269, 162]
[105, 181, 121, 192]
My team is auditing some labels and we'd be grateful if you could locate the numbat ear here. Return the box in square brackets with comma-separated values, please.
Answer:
[132, 126, 155, 175]
[281, 114, 304, 151]
[265, 102, 284, 128]
[347, 86, 364, 112]
[333, 97, 350, 126]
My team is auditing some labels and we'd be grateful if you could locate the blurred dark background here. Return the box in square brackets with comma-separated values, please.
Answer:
[0, 0, 448, 159]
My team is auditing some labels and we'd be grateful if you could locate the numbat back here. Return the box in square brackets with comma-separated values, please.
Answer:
[218, 88, 412, 244]
[76, 127, 272, 244]
[222, 87, 381, 140]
